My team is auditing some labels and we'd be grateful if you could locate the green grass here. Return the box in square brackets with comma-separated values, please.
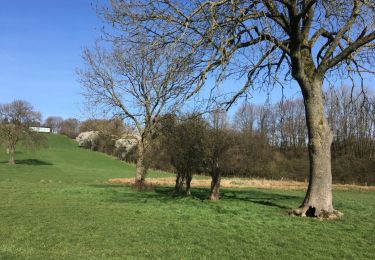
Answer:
[0, 135, 374, 259]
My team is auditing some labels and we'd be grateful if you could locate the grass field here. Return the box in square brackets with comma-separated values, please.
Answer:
[0, 135, 374, 259]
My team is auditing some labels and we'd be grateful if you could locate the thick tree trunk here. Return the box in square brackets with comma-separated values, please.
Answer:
[293, 81, 342, 219]
[134, 142, 147, 190]
[209, 166, 221, 201]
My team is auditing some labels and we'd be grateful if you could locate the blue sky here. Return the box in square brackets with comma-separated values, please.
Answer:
[0, 0, 105, 120]
[1, 1, 373, 121]
[0, 0, 300, 121]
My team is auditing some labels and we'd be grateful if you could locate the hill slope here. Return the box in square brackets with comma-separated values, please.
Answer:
[0, 134, 169, 183]
[0, 135, 374, 259]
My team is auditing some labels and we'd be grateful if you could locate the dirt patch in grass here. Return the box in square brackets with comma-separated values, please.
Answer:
[108, 177, 375, 191]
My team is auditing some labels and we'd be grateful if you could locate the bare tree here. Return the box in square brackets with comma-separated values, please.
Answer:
[60, 118, 80, 139]
[326, 86, 375, 159]
[0, 100, 45, 164]
[44, 116, 63, 134]
[233, 103, 256, 134]
[276, 99, 307, 149]
[108, 0, 375, 218]
[79, 117, 127, 137]
[78, 37, 196, 189]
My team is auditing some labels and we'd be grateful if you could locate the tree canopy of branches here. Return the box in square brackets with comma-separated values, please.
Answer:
[78, 32, 199, 188]
[44, 116, 63, 134]
[79, 117, 128, 137]
[0, 100, 46, 164]
[60, 118, 80, 139]
[106, 0, 375, 218]
[326, 86, 375, 159]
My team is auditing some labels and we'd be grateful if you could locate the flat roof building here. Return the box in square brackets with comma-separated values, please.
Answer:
[29, 127, 51, 133]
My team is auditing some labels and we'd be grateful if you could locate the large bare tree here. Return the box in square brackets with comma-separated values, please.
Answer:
[105, 0, 375, 217]
[78, 39, 196, 188]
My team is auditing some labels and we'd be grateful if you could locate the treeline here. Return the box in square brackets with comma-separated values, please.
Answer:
[327, 88, 375, 159]
[2, 88, 373, 187]
[229, 87, 375, 159]
[46, 87, 374, 185]
[150, 87, 375, 186]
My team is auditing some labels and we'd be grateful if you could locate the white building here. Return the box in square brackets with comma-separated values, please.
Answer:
[29, 127, 51, 133]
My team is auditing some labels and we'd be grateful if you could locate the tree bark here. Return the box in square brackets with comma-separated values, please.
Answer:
[209, 166, 221, 201]
[8, 147, 15, 165]
[174, 171, 184, 195]
[134, 142, 147, 190]
[293, 81, 342, 219]
[185, 173, 192, 196]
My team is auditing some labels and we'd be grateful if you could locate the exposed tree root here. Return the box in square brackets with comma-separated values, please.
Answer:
[290, 207, 343, 220]
[209, 194, 220, 201]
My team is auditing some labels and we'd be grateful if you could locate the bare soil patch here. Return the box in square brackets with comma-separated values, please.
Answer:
[108, 177, 375, 191]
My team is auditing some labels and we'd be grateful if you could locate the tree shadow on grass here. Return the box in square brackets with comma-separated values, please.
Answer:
[0, 159, 53, 166]
[90, 184, 175, 203]
[91, 184, 300, 210]
[157, 186, 299, 210]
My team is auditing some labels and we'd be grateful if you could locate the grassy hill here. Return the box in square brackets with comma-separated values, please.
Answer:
[0, 135, 374, 259]
[0, 134, 170, 184]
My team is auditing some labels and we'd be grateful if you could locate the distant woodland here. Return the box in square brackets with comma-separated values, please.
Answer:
[55, 86, 374, 185]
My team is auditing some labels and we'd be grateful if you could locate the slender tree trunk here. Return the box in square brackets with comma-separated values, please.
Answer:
[135, 141, 147, 190]
[8, 147, 15, 165]
[293, 81, 342, 219]
[209, 165, 221, 201]
[185, 172, 192, 196]
[174, 172, 181, 194]
[174, 171, 184, 195]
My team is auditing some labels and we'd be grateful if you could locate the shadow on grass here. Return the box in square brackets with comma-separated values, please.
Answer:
[91, 184, 300, 210]
[0, 159, 53, 166]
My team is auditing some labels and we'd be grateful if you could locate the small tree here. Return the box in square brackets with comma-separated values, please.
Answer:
[206, 110, 232, 200]
[159, 114, 208, 195]
[0, 100, 45, 164]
